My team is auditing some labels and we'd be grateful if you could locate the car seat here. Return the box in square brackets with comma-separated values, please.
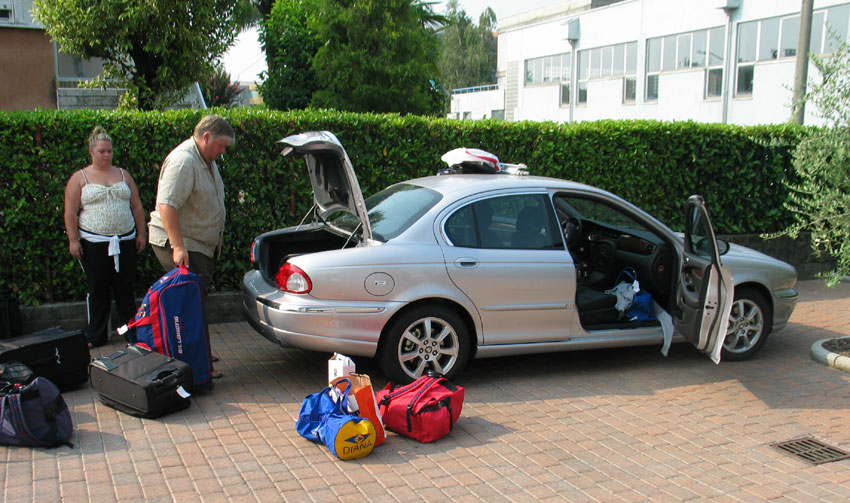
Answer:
[511, 206, 546, 248]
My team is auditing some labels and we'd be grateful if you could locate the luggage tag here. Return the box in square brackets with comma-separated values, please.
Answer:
[176, 386, 191, 398]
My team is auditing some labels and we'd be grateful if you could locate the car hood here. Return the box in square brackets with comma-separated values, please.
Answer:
[724, 242, 796, 270]
[278, 131, 372, 241]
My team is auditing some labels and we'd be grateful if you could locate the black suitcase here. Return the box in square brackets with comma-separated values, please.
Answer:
[0, 327, 90, 390]
[90, 344, 193, 418]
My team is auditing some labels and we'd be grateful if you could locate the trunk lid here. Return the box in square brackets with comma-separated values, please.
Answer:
[278, 131, 372, 241]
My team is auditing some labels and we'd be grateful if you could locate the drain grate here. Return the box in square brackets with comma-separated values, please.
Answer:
[772, 437, 850, 465]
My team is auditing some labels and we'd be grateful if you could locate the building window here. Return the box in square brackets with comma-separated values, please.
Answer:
[825, 4, 850, 53]
[623, 77, 636, 103]
[736, 65, 754, 96]
[810, 11, 825, 53]
[646, 74, 659, 101]
[705, 68, 723, 98]
[560, 82, 570, 106]
[524, 53, 570, 85]
[758, 18, 780, 60]
[677, 33, 692, 69]
[578, 82, 588, 105]
[780, 16, 800, 57]
[56, 52, 106, 83]
[736, 5, 850, 97]
[646, 27, 725, 102]
[576, 40, 637, 106]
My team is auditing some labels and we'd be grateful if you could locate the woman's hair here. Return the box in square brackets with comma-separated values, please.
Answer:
[88, 126, 112, 149]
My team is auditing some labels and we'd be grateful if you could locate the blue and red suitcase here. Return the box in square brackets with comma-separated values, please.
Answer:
[125, 266, 213, 390]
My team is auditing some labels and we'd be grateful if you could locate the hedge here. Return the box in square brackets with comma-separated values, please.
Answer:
[0, 108, 805, 305]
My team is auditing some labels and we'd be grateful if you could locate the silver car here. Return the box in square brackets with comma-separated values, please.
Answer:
[242, 132, 798, 383]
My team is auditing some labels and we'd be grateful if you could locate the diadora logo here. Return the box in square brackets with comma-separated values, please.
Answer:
[174, 316, 183, 354]
[345, 433, 370, 444]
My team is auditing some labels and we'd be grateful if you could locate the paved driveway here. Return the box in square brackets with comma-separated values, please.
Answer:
[3, 279, 850, 502]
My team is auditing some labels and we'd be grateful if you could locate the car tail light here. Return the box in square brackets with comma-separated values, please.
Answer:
[275, 263, 312, 294]
[250, 240, 256, 264]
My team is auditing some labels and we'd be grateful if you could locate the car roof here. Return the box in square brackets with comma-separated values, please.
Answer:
[398, 173, 608, 200]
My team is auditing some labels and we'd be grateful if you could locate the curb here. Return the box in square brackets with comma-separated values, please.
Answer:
[19, 291, 243, 334]
[810, 337, 850, 373]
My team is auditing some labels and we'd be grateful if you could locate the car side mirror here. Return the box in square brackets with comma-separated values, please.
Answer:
[717, 238, 730, 256]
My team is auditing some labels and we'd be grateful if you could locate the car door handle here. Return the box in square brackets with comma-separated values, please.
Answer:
[455, 258, 479, 268]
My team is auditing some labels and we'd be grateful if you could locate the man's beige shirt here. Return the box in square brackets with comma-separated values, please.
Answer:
[149, 138, 226, 258]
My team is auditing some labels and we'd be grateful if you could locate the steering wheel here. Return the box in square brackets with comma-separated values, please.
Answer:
[562, 217, 583, 249]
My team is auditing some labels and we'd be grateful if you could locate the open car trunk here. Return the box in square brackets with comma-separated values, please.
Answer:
[255, 224, 354, 281]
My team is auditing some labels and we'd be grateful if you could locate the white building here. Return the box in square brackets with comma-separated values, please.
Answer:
[450, 0, 850, 126]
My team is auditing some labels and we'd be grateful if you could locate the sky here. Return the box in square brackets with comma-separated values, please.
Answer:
[221, 0, 563, 84]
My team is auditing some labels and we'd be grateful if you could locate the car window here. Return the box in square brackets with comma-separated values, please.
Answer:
[559, 196, 650, 233]
[687, 203, 715, 259]
[330, 183, 441, 241]
[445, 194, 563, 250]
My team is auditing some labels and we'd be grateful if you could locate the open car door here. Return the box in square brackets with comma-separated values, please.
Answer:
[674, 195, 734, 363]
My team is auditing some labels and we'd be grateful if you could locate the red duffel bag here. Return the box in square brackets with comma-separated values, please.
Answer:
[375, 373, 464, 443]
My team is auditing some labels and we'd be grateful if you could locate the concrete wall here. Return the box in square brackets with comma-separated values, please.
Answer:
[56, 88, 123, 110]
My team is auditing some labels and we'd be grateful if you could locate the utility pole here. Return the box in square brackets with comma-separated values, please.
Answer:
[792, 0, 814, 124]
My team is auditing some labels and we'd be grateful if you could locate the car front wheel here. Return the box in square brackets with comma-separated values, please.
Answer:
[722, 287, 772, 361]
[379, 306, 470, 384]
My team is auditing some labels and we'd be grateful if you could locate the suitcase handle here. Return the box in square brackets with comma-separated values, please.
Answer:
[151, 369, 180, 388]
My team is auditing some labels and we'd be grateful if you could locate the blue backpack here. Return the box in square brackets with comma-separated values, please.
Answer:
[126, 266, 213, 390]
[0, 377, 74, 448]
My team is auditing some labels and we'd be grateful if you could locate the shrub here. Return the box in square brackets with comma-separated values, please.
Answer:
[0, 109, 802, 305]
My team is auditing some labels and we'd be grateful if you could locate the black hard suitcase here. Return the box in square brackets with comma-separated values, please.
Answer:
[90, 344, 193, 418]
[0, 327, 90, 390]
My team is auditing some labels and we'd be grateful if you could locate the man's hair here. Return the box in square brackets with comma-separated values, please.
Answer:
[193, 114, 235, 142]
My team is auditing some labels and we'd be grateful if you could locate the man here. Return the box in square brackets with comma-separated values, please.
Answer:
[149, 114, 234, 379]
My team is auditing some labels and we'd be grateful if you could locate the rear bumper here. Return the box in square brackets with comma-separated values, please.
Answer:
[241, 270, 397, 357]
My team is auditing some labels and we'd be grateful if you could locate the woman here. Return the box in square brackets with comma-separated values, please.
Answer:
[64, 126, 146, 348]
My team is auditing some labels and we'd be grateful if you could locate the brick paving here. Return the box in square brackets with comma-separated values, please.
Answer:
[3, 279, 850, 503]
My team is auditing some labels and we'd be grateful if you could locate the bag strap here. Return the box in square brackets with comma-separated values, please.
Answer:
[379, 375, 432, 407]
[615, 267, 637, 286]
[405, 377, 442, 432]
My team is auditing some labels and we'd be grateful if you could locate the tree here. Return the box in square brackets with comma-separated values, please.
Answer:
[309, 0, 446, 116]
[258, 0, 320, 110]
[200, 66, 242, 107]
[438, 0, 497, 92]
[33, 0, 244, 110]
[776, 37, 850, 286]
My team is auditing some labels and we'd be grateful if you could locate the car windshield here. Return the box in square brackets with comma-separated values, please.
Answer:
[329, 183, 442, 242]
